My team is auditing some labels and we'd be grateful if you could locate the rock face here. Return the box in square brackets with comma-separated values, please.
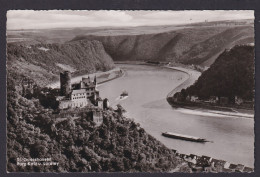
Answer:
[71, 25, 254, 66]
[7, 40, 115, 86]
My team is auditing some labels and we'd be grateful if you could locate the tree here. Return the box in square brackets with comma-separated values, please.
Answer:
[115, 104, 126, 116]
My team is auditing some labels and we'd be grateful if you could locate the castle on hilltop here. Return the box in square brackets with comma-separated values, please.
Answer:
[56, 71, 108, 110]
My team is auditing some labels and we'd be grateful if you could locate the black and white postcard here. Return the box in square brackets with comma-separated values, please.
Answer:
[6, 10, 255, 173]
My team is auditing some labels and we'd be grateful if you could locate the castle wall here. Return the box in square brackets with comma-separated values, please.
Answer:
[59, 99, 88, 109]
[92, 111, 103, 126]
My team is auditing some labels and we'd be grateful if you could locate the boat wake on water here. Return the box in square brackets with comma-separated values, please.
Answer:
[110, 94, 129, 108]
[115, 96, 128, 101]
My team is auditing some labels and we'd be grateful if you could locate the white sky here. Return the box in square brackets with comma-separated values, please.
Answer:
[7, 10, 254, 30]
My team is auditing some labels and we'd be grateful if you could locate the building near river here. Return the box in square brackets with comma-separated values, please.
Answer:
[190, 95, 199, 102]
[53, 71, 111, 126]
[219, 97, 229, 105]
[56, 71, 100, 109]
[235, 96, 244, 105]
[209, 96, 219, 103]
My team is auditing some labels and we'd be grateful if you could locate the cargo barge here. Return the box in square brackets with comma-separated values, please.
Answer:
[162, 132, 208, 143]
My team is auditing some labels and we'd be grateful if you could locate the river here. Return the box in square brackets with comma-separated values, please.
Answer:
[98, 64, 254, 167]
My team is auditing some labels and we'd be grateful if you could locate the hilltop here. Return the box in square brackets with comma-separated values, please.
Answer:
[168, 44, 254, 109]
[186, 44, 254, 100]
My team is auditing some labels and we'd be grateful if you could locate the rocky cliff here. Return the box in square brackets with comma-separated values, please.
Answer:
[71, 25, 253, 66]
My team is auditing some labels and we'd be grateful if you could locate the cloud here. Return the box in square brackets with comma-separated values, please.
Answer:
[92, 11, 133, 22]
[7, 10, 254, 30]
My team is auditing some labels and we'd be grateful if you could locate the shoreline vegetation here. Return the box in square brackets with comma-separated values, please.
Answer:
[165, 66, 254, 118]
[166, 45, 254, 118]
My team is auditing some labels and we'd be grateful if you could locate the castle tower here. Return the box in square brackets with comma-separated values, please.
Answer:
[94, 75, 97, 87]
[103, 98, 109, 110]
[60, 71, 71, 96]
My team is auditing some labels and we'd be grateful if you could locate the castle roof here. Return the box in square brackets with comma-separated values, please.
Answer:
[82, 77, 95, 86]
[96, 97, 103, 101]
[71, 89, 87, 94]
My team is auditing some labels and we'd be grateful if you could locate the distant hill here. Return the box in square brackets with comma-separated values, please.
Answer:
[71, 25, 253, 66]
[7, 40, 115, 86]
[7, 20, 254, 67]
[183, 44, 254, 101]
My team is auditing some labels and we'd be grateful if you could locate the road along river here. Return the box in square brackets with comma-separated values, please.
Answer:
[98, 64, 254, 167]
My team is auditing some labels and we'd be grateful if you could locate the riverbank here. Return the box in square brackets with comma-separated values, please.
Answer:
[164, 66, 201, 98]
[165, 66, 254, 118]
[168, 101, 254, 118]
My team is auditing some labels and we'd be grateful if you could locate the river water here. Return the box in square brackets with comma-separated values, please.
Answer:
[98, 64, 254, 167]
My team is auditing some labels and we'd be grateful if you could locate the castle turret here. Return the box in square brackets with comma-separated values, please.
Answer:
[60, 71, 71, 96]
[94, 75, 97, 86]
[103, 98, 109, 110]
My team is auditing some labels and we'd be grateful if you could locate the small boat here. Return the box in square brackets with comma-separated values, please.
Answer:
[120, 91, 128, 99]
[162, 132, 208, 143]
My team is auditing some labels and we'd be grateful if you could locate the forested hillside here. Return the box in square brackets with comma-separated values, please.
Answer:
[184, 45, 254, 101]
[7, 40, 115, 86]
[7, 72, 188, 172]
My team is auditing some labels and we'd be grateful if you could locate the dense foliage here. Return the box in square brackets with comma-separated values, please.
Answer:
[7, 73, 185, 172]
[184, 45, 254, 101]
